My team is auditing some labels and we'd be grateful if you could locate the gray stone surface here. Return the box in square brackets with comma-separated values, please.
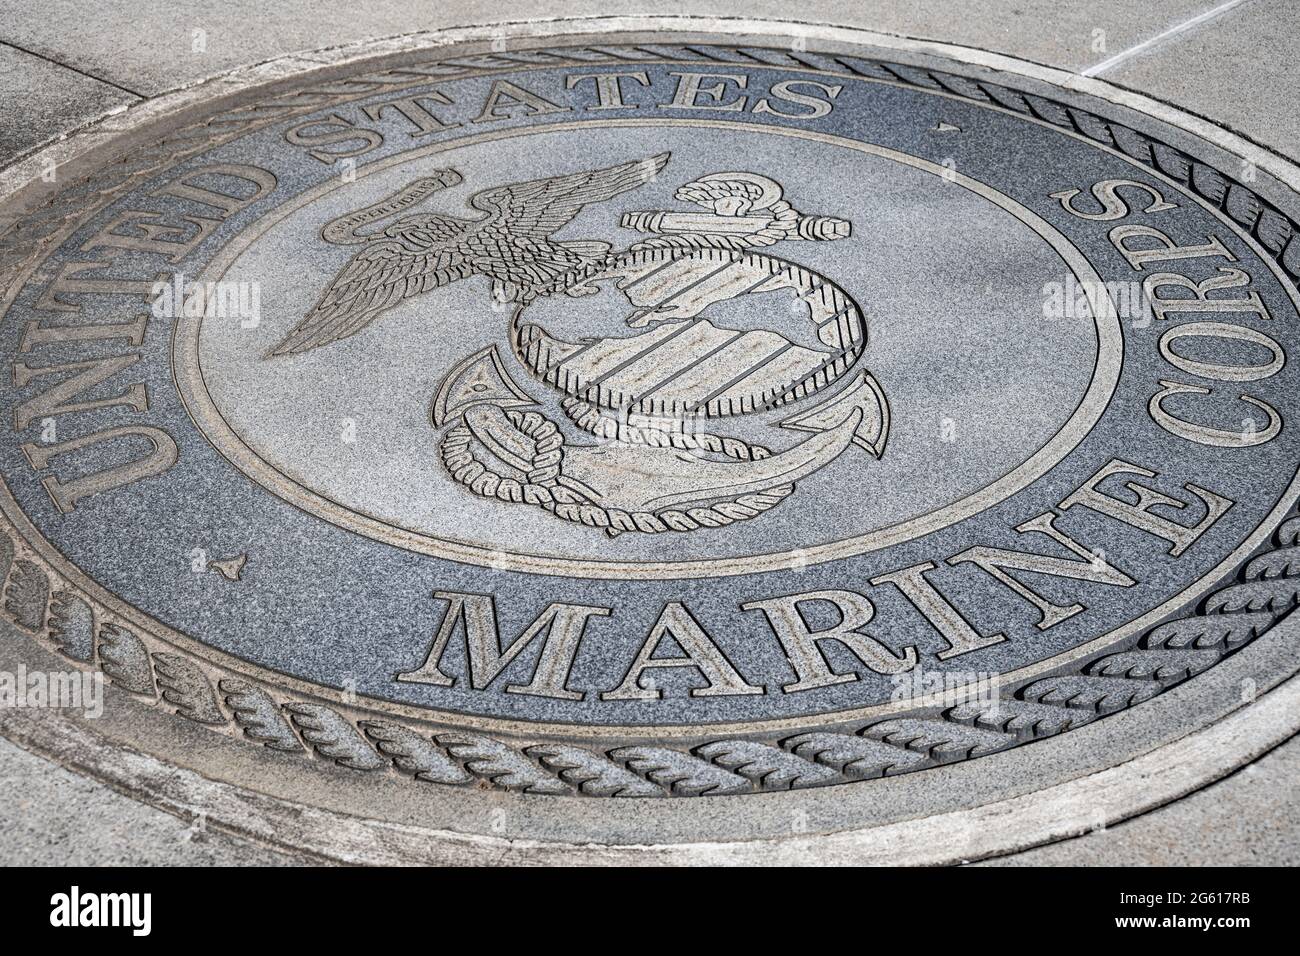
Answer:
[0, 0, 1230, 96]
[1, 722, 1294, 866]
[0, 736, 304, 866]
[985, 733, 1300, 866]
[1, 1, 1299, 865]
[0, 43, 136, 162]
[7, 26, 1295, 747]
[1103, 0, 1300, 157]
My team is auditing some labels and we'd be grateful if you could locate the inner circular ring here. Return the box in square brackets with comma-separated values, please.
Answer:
[173, 117, 1123, 579]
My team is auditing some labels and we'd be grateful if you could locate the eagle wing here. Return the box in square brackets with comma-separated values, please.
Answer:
[269, 154, 669, 356]
[468, 152, 669, 245]
[269, 227, 471, 356]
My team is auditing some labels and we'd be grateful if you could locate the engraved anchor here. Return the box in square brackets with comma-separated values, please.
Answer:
[282, 151, 889, 535]
[433, 344, 876, 534]
[430, 162, 889, 535]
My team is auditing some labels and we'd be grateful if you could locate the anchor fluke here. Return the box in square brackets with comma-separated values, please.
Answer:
[431, 345, 536, 427]
[779, 372, 891, 458]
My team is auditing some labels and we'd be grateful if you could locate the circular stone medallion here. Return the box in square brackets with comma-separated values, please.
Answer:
[2, 19, 1300, 858]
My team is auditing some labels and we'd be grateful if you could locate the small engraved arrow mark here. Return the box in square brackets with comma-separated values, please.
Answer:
[208, 553, 247, 582]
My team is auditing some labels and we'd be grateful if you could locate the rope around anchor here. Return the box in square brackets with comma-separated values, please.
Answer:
[560, 398, 773, 461]
[439, 409, 793, 534]
[451, 175, 817, 532]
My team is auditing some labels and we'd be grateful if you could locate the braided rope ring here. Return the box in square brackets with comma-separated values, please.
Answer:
[439, 408, 793, 533]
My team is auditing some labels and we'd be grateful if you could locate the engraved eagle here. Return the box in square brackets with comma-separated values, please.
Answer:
[268, 152, 669, 356]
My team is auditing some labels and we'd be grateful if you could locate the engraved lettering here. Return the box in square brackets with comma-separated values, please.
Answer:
[1109, 224, 1234, 271]
[752, 80, 842, 119]
[34, 261, 164, 313]
[472, 80, 571, 123]
[1149, 379, 1282, 447]
[1058, 459, 1233, 556]
[661, 72, 748, 112]
[566, 71, 651, 110]
[397, 592, 608, 701]
[601, 603, 763, 700]
[1050, 179, 1177, 221]
[81, 211, 220, 263]
[869, 562, 1007, 660]
[1142, 267, 1272, 323]
[362, 93, 460, 136]
[152, 163, 278, 219]
[21, 425, 179, 513]
[13, 354, 146, 430]
[284, 114, 384, 164]
[947, 512, 1135, 630]
[742, 589, 917, 691]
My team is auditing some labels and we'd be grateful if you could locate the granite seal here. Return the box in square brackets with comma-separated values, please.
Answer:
[2, 17, 1299, 858]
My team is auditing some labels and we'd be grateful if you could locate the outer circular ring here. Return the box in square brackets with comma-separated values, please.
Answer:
[1, 17, 1299, 861]
[1, 17, 1297, 744]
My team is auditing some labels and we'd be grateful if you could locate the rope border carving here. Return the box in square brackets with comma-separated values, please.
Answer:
[2, 41, 1299, 796]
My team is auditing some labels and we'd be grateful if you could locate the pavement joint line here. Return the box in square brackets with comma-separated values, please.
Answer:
[0, 38, 146, 98]
[1080, 0, 1255, 77]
